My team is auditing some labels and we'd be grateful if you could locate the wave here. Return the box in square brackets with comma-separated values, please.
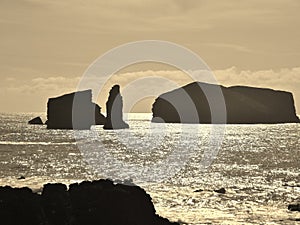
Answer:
[0, 141, 76, 146]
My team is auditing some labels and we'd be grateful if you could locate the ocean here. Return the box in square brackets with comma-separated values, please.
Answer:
[0, 112, 299, 224]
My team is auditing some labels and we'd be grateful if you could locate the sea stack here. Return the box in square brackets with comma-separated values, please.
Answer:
[152, 82, 300, 124]
[47, 90, 106, 130]
[104, 85, 129, 130]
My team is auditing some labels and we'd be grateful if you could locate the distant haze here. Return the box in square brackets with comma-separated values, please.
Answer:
[0, 0, 299, 113]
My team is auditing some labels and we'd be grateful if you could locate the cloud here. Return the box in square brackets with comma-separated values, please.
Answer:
[118, 67, 300, 113]
[1, 0, 300, 77]
[0, 76, 81, 112]
[201, 43, 255, 53]
[1, 67, 299, 114]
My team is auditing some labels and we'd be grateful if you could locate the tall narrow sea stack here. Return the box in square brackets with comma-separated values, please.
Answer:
[104, 85, 129, 130]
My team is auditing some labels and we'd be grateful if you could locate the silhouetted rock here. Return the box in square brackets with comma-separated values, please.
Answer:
[42, 183, 70, 225]
[288, 204, 300, 212]
[28, 116, 43, 125]
[17, 176, 25, 180]
[194, 189, 204, 193]
[214, 188, 226, 194]
[152, 82, 300, 124]
[47, 90, 106, 130]
[0, 180, 178, 225]
[0, 186, 44, 225]
[104, 85, 129, 130]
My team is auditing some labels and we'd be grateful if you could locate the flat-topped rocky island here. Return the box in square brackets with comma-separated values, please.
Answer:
[152, 82, 300, 124]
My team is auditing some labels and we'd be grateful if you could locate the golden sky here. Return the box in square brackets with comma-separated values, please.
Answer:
[0, 0, 300, 112]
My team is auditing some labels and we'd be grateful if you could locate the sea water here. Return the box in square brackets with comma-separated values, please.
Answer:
[0, 112, 299, 224]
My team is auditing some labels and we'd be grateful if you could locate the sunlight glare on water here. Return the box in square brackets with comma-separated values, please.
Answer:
[0, 113, 299, 224]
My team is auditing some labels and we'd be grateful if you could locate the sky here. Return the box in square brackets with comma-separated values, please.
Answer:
[0, 0, 300, 113]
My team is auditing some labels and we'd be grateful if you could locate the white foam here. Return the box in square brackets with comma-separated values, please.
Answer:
[0, 141, 76, 145]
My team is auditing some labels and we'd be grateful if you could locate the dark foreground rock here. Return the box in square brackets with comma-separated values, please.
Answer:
[28, 116, 43, 125]
[104, 85, 129, 130]
[152, 82, 300, 124]
[47, 90, 106, 129]
[0, 179, 178, 225]
[288, 204, 300, 212]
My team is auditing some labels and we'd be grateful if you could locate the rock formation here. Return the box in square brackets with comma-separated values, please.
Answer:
[103, 85, 129, 129]
[28, 116, 43, 125]
[47, 90, 106, 129]
[288, 204, 300, 212]
[214, 188, 226, 194]
[0, 180, 178, 225]
[152, 82, 300, 124]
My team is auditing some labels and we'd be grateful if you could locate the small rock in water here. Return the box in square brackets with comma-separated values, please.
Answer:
[214, 188, 226, 194]
[17, 176, 25, 180]
[28, 116, 43, 125]
[288, 204, 300, 212]
[194, 189, 204, 193]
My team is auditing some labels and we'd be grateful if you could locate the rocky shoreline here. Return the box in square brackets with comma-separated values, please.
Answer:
[0, 179, 178, 225]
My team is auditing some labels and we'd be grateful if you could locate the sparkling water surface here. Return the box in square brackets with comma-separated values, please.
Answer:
[0, 113, 299, 224]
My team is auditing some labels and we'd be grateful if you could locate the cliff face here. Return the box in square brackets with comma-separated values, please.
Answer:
[152, 82, 300, 124]
[47, 90, 106, 129]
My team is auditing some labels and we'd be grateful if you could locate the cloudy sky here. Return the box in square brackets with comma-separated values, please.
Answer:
[1, 0, 300, 113]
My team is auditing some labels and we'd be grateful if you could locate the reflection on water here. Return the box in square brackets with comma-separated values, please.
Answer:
[0, 113, 299, 224]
